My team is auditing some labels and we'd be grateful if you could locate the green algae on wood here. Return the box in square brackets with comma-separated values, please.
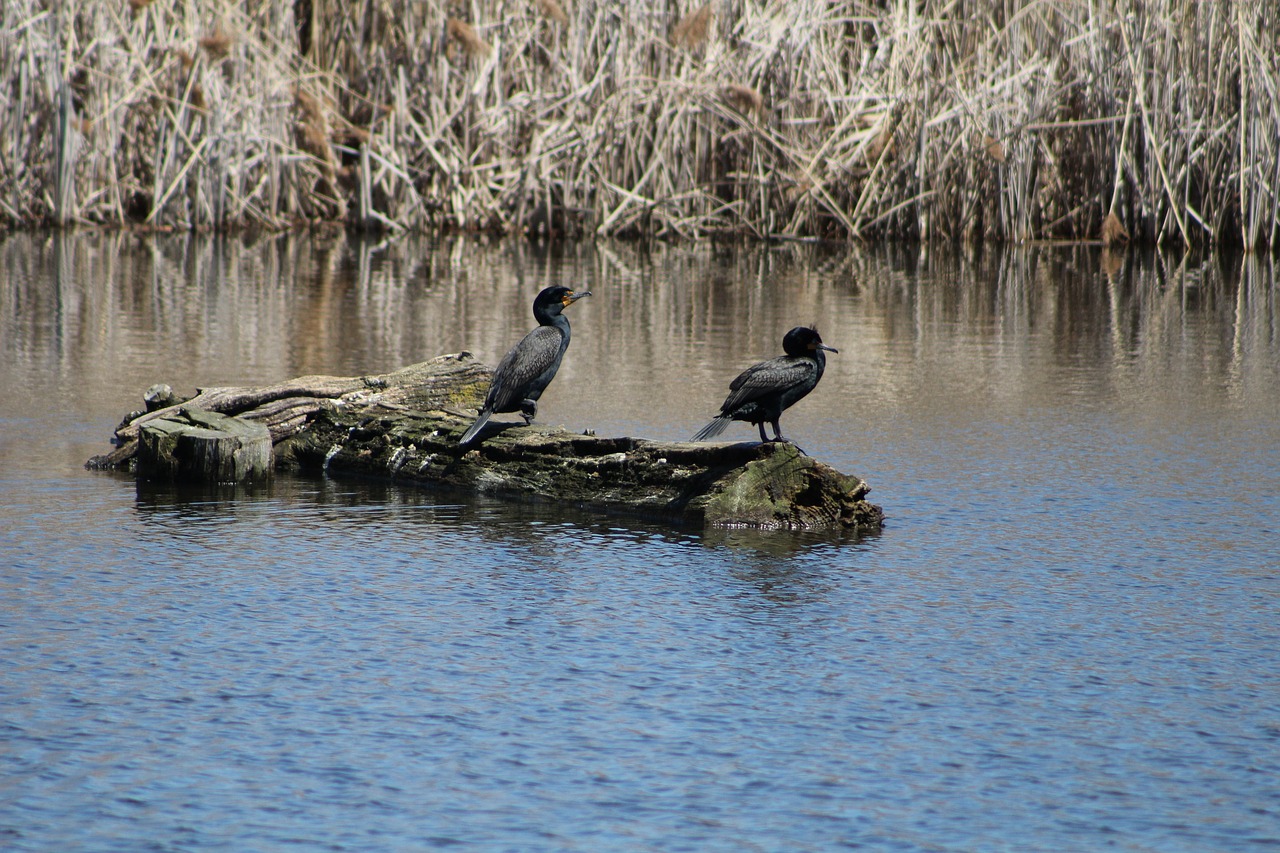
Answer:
[701, 442, 876, 529]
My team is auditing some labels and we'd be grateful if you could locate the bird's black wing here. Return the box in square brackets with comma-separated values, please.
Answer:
[485, 325, 565, 412]
[719, 356, 816, 413]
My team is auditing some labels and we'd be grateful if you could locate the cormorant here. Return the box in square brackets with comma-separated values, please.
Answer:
[691, 325, 837, 444]
[458, 285, 590, 446]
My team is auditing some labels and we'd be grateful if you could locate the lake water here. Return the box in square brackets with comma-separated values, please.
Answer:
[2, 232, 1278, 851]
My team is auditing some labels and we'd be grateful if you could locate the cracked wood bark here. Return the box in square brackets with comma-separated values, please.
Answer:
[88, 353, 883, 531]
[137, 407, 272, 483]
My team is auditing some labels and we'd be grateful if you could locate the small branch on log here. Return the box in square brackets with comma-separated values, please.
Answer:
[88, 353, 883, 531]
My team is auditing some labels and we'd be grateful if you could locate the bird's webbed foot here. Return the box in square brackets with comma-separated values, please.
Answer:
[771, 436, 808, 455]
[519, 399, 538, 425]
[765, 422, 806, 455]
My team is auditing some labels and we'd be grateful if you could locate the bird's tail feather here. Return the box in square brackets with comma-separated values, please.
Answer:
[458, 409, 492, 446]
[691, 416, 731, 442]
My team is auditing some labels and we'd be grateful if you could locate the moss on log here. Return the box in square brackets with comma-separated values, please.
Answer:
[89, 353, 883, 531]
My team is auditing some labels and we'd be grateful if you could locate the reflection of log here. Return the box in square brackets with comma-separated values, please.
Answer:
[88, 353, 883, 531]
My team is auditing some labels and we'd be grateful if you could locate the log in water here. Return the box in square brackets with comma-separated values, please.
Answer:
[88, 353, 883, 531]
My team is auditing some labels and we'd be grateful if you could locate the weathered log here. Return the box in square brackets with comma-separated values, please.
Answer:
[279, 412, 881, 530]
[88, 353, 884, 531]
[105, 354, 491, 448]
[87, 353, 487, 471]
[136, 407, 273, 483]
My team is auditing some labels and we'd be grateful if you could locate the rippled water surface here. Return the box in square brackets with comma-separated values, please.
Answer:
[2, 233, 1279, 851]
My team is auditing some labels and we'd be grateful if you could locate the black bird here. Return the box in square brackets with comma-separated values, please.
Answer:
[691, 325, 838, 444]
[458, 285, 590, 446]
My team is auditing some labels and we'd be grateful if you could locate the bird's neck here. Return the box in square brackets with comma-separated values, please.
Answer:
[537, 311, 570, 333]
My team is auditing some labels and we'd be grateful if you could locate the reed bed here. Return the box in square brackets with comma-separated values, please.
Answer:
[3, 0, 1278, 247]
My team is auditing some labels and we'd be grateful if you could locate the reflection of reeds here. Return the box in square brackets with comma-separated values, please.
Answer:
[2, 0, 1278, 246]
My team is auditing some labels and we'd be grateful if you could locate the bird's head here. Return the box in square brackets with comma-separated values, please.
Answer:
[534, 285, 591, 318]
[783, 325, 838, 356]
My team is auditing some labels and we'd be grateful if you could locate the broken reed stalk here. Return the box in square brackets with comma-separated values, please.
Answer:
[2, 0, 1278, 247]
[54, 80, 76, 226]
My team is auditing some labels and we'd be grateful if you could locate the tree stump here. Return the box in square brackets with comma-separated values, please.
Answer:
[136, 407, 273, 483]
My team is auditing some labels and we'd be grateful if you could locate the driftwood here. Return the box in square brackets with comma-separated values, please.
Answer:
[88, 353, 884, 531]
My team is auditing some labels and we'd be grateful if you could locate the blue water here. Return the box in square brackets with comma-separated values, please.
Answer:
[2, 235, 1279, 851]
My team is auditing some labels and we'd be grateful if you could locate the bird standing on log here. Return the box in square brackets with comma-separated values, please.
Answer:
[691, 326, 838, 445]
[458, 286, 590, 446]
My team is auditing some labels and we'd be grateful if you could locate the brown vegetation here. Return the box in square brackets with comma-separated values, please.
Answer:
[1102, 212, 1130, 247]
[535, 0, 569, 28]
[445, 18, 492, 59]
[3, 1, 1278, 247]
[197, 28, 234, 60]
[671, 4, 713, 50]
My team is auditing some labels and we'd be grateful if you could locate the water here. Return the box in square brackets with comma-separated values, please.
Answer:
[2, 233, 1278, 851]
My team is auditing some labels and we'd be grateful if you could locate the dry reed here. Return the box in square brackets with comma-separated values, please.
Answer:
[197, 29, 234, 60]
[671, 4, 712, 50]
[535, 0, 569, 28]
[1102, 212, 1129, 247]
[2, 0, 1278, 247]
[446, 19, 492, 59]
[722, 84, 765, 118]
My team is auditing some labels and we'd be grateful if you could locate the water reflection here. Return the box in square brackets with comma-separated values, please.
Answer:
[5, 233, 1276, 396]
[5, 229, 1277, 536]
[131, 468, 866, 558]
[4, 232, 1280, 853]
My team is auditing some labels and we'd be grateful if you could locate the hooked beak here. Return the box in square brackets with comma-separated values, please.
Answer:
[563, 290, 591, 307]
[813, 342, 839, 354]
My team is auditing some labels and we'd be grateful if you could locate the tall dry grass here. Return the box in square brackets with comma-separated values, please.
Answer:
[3, 1, 1278, 247]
